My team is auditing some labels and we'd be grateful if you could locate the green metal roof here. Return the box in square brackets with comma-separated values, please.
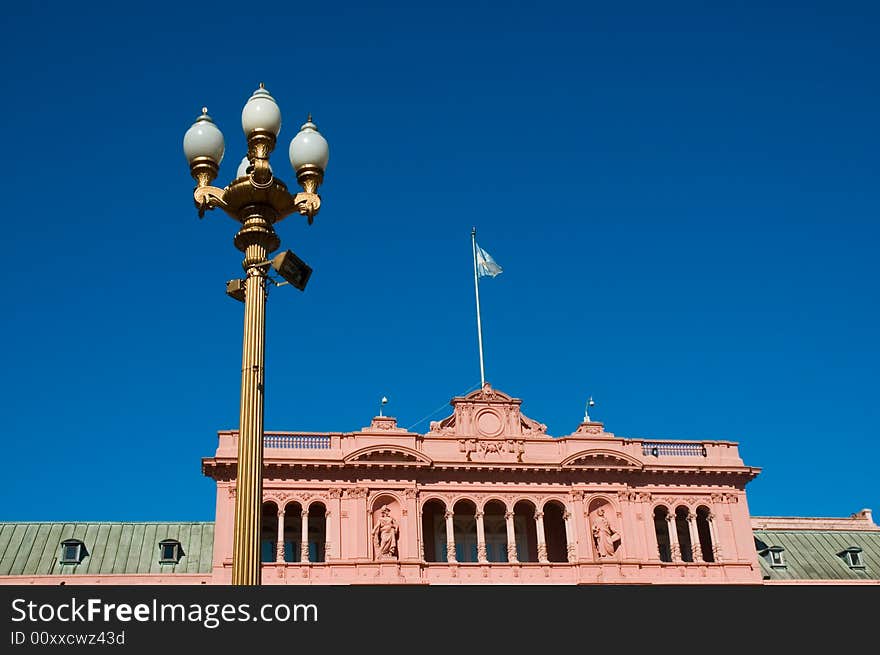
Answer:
[753, 529, 880, 581]
[0, 522, 214, 576]
[2, 520, 876, 580]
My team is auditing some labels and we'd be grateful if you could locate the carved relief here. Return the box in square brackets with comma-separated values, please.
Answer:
[537, 543, 548, 563]
[428, 420, 456, 436]
[403, 488, 418, 500]
[520, 415, 547, 435]
[344, 487, 369, 499]
[328, 488, 344, 500]
[458, 438, 525, 462]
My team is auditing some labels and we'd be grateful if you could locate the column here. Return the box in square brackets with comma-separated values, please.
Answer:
[323, 510, 332, 562]
[404, 490, 419, 561]
[328, 489, 343, 562]
[300, 509, 310, 563]
[275, 507, 285, 563]
[535, 511, 548, 563]
[687, 511, 701, 562]
[504, 511, 518, 563]
[570, 491, 589, 560]
[563, 510, 576, 563]
[666, 514, 680, 562]
[476, 511, 488, 563]
[708, 511, 722, 562]
[445, 510, 457, 563]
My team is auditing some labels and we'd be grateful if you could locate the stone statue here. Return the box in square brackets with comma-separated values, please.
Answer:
[372, 505, 400, 559]
[591, 508, 621, 558]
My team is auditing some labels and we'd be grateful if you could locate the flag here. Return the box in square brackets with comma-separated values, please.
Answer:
[475, 243, 503, 278]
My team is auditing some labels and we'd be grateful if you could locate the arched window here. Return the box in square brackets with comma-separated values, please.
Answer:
[696, 506, 714, 562]
[260, 502, 278, 563]
[283, 502, 303, 562]
[483, 501, 508, 562]
[513, 500, 538, 563]
[675, 506, 693, 563]
[307, 503, 327, 563]
[421, 499, 447, 562]
[543, 501, 569, 563]
[453, 499, 478, 563]
[653, 506, 672, 562]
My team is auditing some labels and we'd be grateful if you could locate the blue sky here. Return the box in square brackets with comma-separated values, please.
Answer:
[1, 1, 877, 522]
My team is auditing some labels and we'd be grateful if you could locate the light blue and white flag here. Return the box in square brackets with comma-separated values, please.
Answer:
[475, 243, 503, 278]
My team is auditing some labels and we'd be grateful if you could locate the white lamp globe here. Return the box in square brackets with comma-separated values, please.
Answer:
[241, 83, 282, 137]
[236, 155, 272, 179]
[236, 156, 250, 178]
[183, 108, 225, 164]
[289, 116, 329, 172]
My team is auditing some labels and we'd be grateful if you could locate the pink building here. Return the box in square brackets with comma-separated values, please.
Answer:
[1, 383, 877, 585]
[206, 383, 761, 585]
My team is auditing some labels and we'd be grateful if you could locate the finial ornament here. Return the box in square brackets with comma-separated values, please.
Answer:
[584, 396, 596, 422]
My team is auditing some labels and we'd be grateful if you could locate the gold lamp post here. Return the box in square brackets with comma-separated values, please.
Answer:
[183, 84, 329, 585]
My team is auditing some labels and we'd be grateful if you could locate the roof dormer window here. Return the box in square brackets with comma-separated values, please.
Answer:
[765, 545, 785, 568]
[839, 546, 864, 569]
[159, 539, 184, 564]
[59, 539, 88, 565]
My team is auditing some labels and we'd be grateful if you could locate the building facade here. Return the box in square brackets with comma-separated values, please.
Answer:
[1, 384, 877, 585]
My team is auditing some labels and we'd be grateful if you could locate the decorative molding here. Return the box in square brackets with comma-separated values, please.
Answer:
[328, 488, 344, 499]
[344, 486, 369, 499]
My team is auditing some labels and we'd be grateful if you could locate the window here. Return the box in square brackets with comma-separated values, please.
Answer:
[59, 539, 87, 565]
[158, 539, 184, 564]
[840, 547, 864, 569]
[768, 546, 785, 568]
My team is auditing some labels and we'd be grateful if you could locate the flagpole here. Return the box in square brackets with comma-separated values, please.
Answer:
[471, 227, 486, 387]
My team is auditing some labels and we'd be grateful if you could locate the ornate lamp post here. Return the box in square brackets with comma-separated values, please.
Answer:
[182, 84, 329, 585]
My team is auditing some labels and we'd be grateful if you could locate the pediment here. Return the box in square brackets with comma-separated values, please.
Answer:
[427, 383, 550, 439]
[344, 446, 432, 467]
[561, 449, 644, 469]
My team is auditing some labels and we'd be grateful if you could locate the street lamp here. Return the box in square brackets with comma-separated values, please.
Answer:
[183, 83, 330, 586]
